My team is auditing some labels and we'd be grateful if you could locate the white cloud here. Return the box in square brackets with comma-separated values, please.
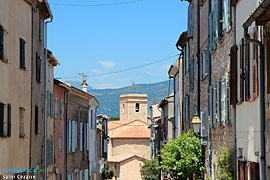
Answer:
[99, 61, 117, 70]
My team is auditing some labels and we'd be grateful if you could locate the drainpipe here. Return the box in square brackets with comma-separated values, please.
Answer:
[197, 0, 201, 115]
[207, 0, 212, 176]
[44, 17, 52, 180]
[243, 27, 266, 180]
[231, 2, 237, 180]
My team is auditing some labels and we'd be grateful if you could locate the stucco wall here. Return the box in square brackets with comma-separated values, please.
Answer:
[120, 157, 144, 180]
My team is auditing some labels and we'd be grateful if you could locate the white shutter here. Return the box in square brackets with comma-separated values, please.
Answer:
[213, 84, 217, 128]
[209, 86, 213, 128]
[225, 74, 229, 125]
[200, 111, 206, 145]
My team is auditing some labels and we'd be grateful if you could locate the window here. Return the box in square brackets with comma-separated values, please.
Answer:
[200, 111, 206, 145]
[68, 120, 71, 152]
[0, 103, 5, 137]
[200, 49, 208, 80]
[47, 138, 53, 165]
[91, 108, 96, 129]
[36, 53, 41, 82]
[136, 103, 140, 112]
[252, 27, 258, 98]
[71, 121, 76, 152]
[39, 18, 42, 41]
[0, 25, 4, 60]
[7, 104, 11, 137]
[190, 56, 194, 89]
[84, 169, 88, 180]
[187, 4, 193, 38]
[48, 65, 51, 82]
[122, 104, 125, 113]
[19, 38, 26, 69]
[19, 107, 25, 138]
[185, 42, 189, 74]
[35, 106, 38, 134]
[80, 123, 83, 151]
[59, 133, 62, 156]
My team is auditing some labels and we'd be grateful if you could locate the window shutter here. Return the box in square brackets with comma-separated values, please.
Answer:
[68, 120, 71, 152]
[80, 123, 83, 151]
[253, 27, 258, 98]
[186, 42, 189, 73]
[7, 104, 11, 137]
[60, 99, 63, 120]
[80, 171, 82, 180]
[221, 78, 226, 126]
[0, 103, 4, 137]
[35, 106, 38, 134]
[50, 93, 53, 117]
[36, 53, 41, 82]
[84, 169, 89, 180]
[200, 111, 206, 145]
[213, 84, 217, 128]
[200, 53, 203, 80]
[209, 86, 213, 128]
[20, 38, 26, 69]
[209, 12, 213, 52]
[86, 123, 89, 150]
[84, 123, 87, 150]
[190, 56, 194, 89]
[59, 133, 62, 155]
[204, 49, 208, 77]
[55, 97, 58, 118]
[187, 5, 194, 38]
[217, 81, 221, 126]
[72, 121, 75, 152]
[75, 122, 77, 151]
[230, 45, 238, 104]
[0, 25, 4, 60]
[223, 0, 229, 32]
[240, 39, 245, 103]
[245, 40, 250, 101]
[225, 75, 229, 125]
[214, 0, 222, 46]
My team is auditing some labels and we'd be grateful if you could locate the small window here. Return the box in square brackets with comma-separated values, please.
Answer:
[19, 107, 25, 138]
[0, 25, 4, 60]
[60, 99, 63, 120]
[35, 106, 38, 134]
[36, 53, 41, 82]
[59, 133, 62, 156]
[122, 104, 125, 113]
[136, 103, 140, 112]
[19, 38, 26, 69]
[0, 103, 5, 137]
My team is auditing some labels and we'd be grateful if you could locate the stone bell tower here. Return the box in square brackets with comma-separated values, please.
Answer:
[120, 94, 148, 122]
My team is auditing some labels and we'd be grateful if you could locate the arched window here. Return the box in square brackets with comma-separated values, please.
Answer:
[122, 104, 125, 113]
[136, 103, 140, 112]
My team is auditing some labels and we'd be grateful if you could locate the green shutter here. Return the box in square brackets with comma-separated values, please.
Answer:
[225, 75, 229, 125]
[209, 86, 213, 128]
[0, 25, 4, 60]
[59, 133, 62, 155]
[55, 97, 58, 118]
[60, 99, 63, 120]
[213, 84, 217, 128]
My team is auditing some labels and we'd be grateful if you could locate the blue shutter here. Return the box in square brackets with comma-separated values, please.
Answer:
[72, 121, 75, 152]
[209, 86, 213, 128]
[86, 123, 89, 150]
[223, 0, 229, 32]
[213, 84, 217, 128]
[60, 99, 63, 120]
[204, 49, 208, 77]
[200, 111, 206, 145]
[68, 120, 71, 152]
[84, 169, 89, 180]
[217, 80, 220, 126]
[80, 123, 83, 151]
[187, 5, 194, 38]
[225, 75, 229, 125]
[200, 53, 203, 80]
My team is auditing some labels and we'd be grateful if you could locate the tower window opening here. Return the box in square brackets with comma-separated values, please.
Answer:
[136, 103, 140, 112]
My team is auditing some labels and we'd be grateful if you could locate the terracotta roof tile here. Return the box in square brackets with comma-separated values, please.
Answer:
[108, 119, 148, 131]
[111, 126, 150, 139]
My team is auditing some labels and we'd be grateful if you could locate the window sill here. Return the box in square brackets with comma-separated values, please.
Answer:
[0, 59, 9, 64]
[19, 134, 25, 138]
[19, 67, 27, 71]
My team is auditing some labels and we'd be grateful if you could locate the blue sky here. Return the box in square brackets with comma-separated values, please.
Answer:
[47, 0, 188, 89]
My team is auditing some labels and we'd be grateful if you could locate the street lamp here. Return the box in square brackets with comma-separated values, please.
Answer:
[191, 114, 201, 134]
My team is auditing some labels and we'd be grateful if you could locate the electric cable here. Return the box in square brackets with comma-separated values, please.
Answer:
[50, 0, 143, 7]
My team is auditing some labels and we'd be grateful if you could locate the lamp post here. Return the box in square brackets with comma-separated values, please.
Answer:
[192, 114, 201, 135]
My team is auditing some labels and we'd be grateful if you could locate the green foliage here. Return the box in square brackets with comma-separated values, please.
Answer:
[140, 158, 161, 180]
[215, 147, 233, 180]
[103, 168, 115, 180]
[160, 131, 204, 180]
[109, 116, 120, 121]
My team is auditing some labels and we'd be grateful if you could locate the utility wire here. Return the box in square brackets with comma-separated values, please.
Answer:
[50, 0, 143, 7]
[56, 54, 179, 79]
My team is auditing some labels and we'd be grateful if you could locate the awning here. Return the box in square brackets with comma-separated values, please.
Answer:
[243, 0, 270, 28]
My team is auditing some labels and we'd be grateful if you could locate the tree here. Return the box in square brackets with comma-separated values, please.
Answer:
[109, 116, 120, 121]
[160, 131, 204, 180]
[215, 146, 233, 180]
[103, 168, 114, 180]
[140, 158, 160, 180]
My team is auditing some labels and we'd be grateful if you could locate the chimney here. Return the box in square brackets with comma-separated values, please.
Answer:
[81, 74, 88, 92]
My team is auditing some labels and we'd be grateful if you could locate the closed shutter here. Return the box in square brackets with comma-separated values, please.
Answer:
[223, 0, 229, 32]
[245, 40, 250, 101]
[55, 97, 58, 118]
[230, 45, 238, 104]
[59, 133, 62, 155]
[209, 86, 213, 128]
[84, 123, 87, 150]
[60, 99, 63, 120]
[209, 12, 213, 52]
[240, 39, 245, 103]
[80, 171, 82, 180]
[86, 123, 89, 150]
[0, 103, 4, 137]
[20, 38, 26, 69]
[80, 122, 83, 151]
[36, 53, 41, 82]
[84, 169, 89, 180]
[186, 42, 189, 73]
[200, 111, 206, 145]
[187, 5, 193, 38]
[7, 104, 11, 137]
[214, 0, 222, 46]
[213, 84, 217, 128]
[68, 120, 71, 152]
[75, 122, 77, 150]
[204, 49, 208, 77]
[267, 35, 270, 94]
[217, 81, 220, 126]
[190, 56, 194, 89]
[35, 106, 38, 134]
[0, 25, 4, 60]
[72, 121, 75, 152]
[225, 75, 229, 125]
[250, 162, 260, 180]
[200, 53, 203, 80]
[221, 77, 226, 126]
[253, 27, 258, 98]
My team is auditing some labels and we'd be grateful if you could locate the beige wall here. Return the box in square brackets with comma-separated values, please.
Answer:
[120, 157, 144, 180]
[120, 94, 148, 122]
[0, 0, 32, 173]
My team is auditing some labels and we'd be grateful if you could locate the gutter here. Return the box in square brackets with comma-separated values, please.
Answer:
[44, 17, 53, 180]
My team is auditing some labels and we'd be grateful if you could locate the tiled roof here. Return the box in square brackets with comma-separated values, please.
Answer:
[108, 119, 148, 131]
[108, 155, 143, 163]
[112, 126, 150, 139]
